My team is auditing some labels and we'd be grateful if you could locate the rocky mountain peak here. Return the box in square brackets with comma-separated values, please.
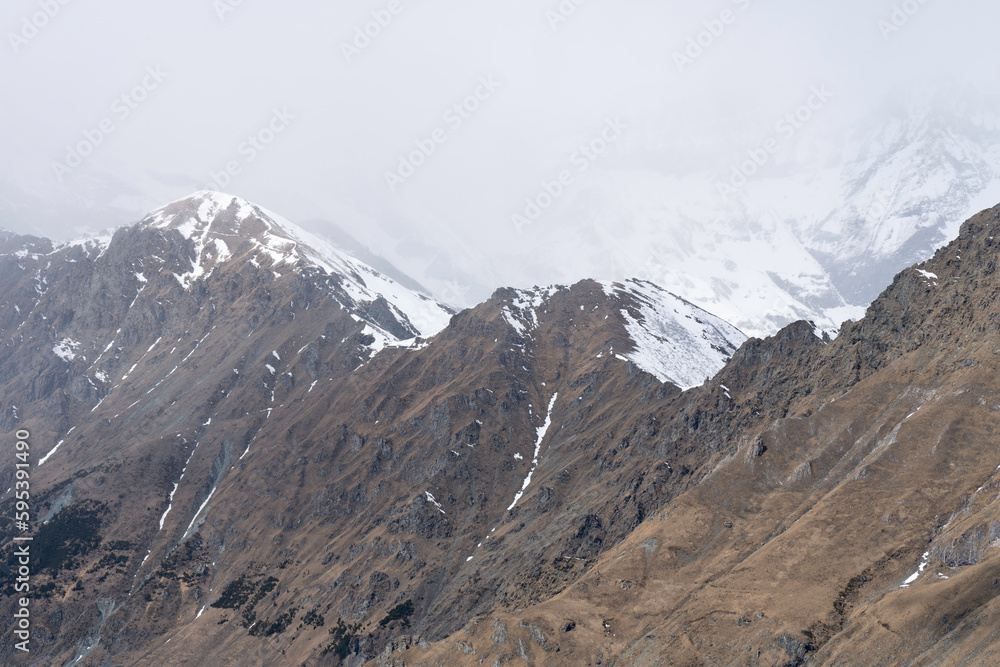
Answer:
[484, 280, 747, 391]
[135, 191, 453, 339]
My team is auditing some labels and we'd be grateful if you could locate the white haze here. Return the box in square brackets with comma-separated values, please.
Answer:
[3, 0, 999, 321]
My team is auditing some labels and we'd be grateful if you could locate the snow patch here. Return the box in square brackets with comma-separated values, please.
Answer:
[52, 338, 81, 362]
[425, 491, 446, 514]
[501, 287, 556, 339]
[901, 551, 930, 587]
[212, 238, 231, 262]
[602, 280, 747, 390]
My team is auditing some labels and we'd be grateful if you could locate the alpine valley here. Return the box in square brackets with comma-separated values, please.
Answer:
[5, 191, 1000, 667]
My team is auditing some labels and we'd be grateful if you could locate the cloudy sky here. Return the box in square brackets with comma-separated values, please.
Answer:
[3, 0, 999, 309]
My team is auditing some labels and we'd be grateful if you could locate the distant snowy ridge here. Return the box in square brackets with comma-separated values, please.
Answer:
[603, 279, 748, 390]
[356, 88, 1000, 340]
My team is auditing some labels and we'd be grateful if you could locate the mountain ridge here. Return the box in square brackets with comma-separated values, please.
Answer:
[392, 201, 1000, 666]
[4, 197, 1000, 665]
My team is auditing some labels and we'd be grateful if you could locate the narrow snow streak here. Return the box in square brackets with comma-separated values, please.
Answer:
[467, 394, 558, 563]
[239, 409, 273, 461]
[158, 450, 195, 531]
[38, 440, 65, 466]
[183, 485, 218, 540]
[122, 336, 163, 381]
[145, 332, 213, 396]
[506, 393, 558, 512]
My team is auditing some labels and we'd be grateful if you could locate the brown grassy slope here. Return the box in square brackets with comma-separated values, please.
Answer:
[116, 281, 723, 666]
[389, 206, 1000, 666]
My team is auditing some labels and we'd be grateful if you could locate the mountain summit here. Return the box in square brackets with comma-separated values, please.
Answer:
[140, 191, 453, 340]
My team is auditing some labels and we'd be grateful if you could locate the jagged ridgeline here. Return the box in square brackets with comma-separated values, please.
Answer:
[3, 193, 1000, 665]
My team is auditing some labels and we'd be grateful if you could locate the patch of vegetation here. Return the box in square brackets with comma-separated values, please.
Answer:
[211, 574, 259, 610]
[254, 606, 298, 637]
[32, 500, 106, 575]
[0, 500, 107, 595]
[210, 571, 282, 633]
[379, 599, 414, 627]
[252, 576, 279, 606]
[37, 581, 60, 598]
[159, 534, 202, 575]
[302, 606, 325, 628]
[137, 534, 206, 600]
[105, 540, 133, 551]
[88, 552, 129, 573]
[834, 570, 872, 618]
[801, 568, 877, 651]
[322, 619, 361, 659]
[178, 570, 201, 585]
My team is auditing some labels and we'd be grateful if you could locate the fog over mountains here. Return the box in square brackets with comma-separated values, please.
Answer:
[6, 85, 1000, 338]
[4, 2, 1000, 336]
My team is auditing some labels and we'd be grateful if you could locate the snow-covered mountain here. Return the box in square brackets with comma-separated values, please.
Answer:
[800, 88, 1000, 304]
[139, 191, 453, 344]
[495, 280, 747, 392]
[360, 88, 1000, 339]
[603, 279, 747, 390]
